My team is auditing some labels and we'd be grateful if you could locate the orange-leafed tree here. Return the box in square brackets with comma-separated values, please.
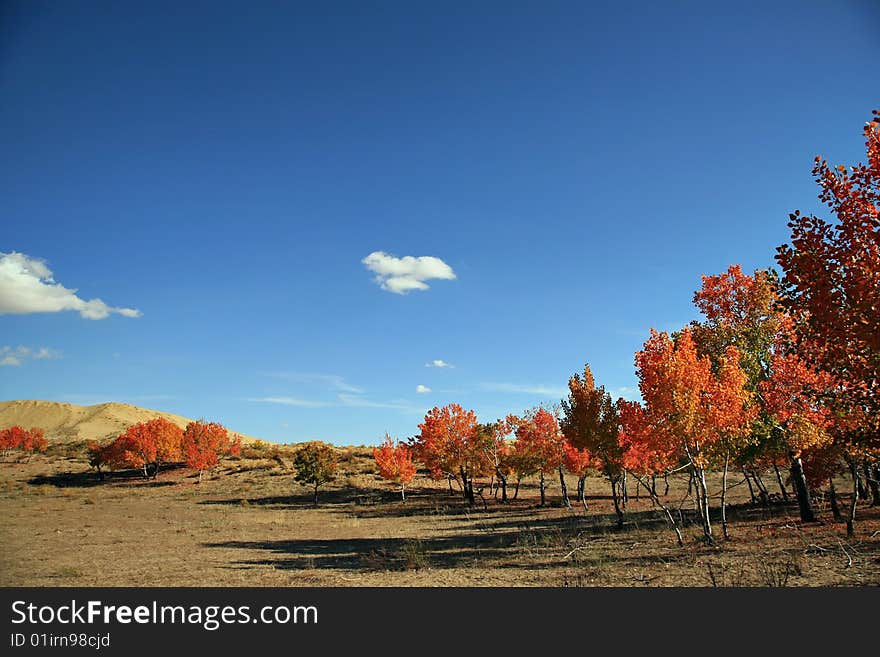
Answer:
[476, 418, 517, 503]
[563, 441, 596, 511]
[20, 427, 48, 461]
[86, 440, 118, 481]
[413, 403, 484, 505]
[182, 420, 240, 484]
[775, 110, 880, 448]
[634, 328, 754, 544]
[560, 364, 626, 526]
[373, 434, 417, 502]
[512, 407, 568, 508]
[112, 418, 184, 478]
[619, 399, 685, 545]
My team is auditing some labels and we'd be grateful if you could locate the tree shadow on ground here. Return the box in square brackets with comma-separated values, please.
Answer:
[202, 506, 711, 573]
[28, 463, 188, 488]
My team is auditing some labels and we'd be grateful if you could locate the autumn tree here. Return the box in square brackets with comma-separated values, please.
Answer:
[633, 329, 754, 544]
[182, 420, 240, 484]
[511, 407, 568, 508]
[691, 264, 836, 523]
[413, 404, 485, 505]
[560, 365, 626, 526]
[110, 418, 184, 478]
[476, 418, 516, 503]
[293, 441, 338, 504]
[86, 440, 118, 480]
[562, 441, 595, 511]
[373, 434, 417, 501]
[0, 426, 48, 461]
[775, 110, 879, 446]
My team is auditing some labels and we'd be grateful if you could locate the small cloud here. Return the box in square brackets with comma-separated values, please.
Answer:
[415, 384, 431, 394]
[362, 251, 456, 294]
[0, 252, 141, 319]
[481, 382, 569, 397]
[0, 345, 62, 367]
[248, 397, 331, 408]
[425, 359, 454, 368]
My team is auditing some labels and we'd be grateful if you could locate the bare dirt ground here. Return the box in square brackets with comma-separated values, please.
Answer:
[2, 445, 878, 587]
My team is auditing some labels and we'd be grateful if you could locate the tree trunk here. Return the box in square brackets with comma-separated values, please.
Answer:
[846, 459, 858, 537]
[577, 476, 588, 511]
[772, 462, 789, 501]
[628, 470, 682, 547]
[863, 462, 880, 507]
[558, 466, 571, 509]
[401, 483, 406, 502]
[752, 469, 771, 506]
[694, 465, 714, 544]
[856, 466, 868, 501]
[447, 476, 454, 495]
[198, 469, 203, 484]
[789, 453, 817, 523]
[497, 471, 508, 503]
[513, 476, 521, 500]
[721, 450, 730, 540]
[634, 478, 641, 500]
[663, 472, 669, 496]
[743, 469, 757, 505]
[539, 472, 546, 507]
[609, 476, 624, 529]
[313, 483, 319, 505]
[829, 477, 842, 521]
[621, 469, 628, 508]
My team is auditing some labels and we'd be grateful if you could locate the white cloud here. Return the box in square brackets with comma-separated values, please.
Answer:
[0, 252, 141, 319]
[264, 372, 363, 393]
[248, 397, 331, 408]
[415, 384, 431, 394]
[425, 359, 454, 368]
[0, 345, 62, 367]
[362, 251, 456, 294]
[481, 382, 569, 397]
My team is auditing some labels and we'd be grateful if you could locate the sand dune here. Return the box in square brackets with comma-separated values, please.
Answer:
[0, 400, 257, 443]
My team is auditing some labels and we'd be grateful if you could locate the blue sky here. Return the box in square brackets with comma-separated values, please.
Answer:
[2, 1, 878, 444]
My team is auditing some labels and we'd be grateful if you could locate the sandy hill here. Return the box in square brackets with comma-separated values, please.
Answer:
[0, 400, 258, 444]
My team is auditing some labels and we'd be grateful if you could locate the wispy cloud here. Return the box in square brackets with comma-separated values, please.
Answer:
[248, 396, 331, 408]
[480, 382, 569, 398]
[337, 394, 421, 413]
[415, 384, 431, 394]
[362, 251, 456, 294]
[0, 345, 62, 367]
[263, 372, 363, 394]
[425, 359, 454, 368]
[0, 252, 141, 319]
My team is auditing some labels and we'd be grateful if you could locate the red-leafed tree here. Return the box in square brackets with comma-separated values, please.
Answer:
[182, 420, 240, 484]
[373, 434, 417, 501]
[112, 418, 184, 478]
[775, 110, 879, 446]
[413, 403, 484, 505]
[563, 441, 596, 511]
[511, 407, 568, 508]
[475, 419, 516, 503]
[560, 364, 626, 526]
[0, 426, 48, 461]
[86, 440, 118, 481]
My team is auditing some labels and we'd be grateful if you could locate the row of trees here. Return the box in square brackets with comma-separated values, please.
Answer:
[0, 426, 48, 459]
[86, 418, 241, 483]
[373, 110, 879, 544]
